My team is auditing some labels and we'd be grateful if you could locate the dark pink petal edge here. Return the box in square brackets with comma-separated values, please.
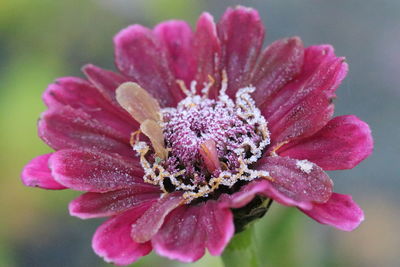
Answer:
[21, 153, 66, 190]
[300, 192, 364, 231]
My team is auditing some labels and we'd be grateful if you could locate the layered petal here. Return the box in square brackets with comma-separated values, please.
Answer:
[38, 106, 132, 156]
[193, 12, 221, 97]
[114, 25, 180, 107]
[154, 20, 196, 87]
[50, 149, 144, 192]
[21, 154, 66, 189]
[279, 115, 373, 170]
[82, 64, 137, 126]
[262, 45, 348, 145]
[69, 185, 161, 219]
[256, 156, 333, 209]
[131, 192, 183, 243]
[152, 200, 234, 262]
[301, 193, 364, 231]
[251, 37, 304, 106]
[43, 77, 135, 137]
[218, 6, 265, 97]
[92, 203, 153, 266]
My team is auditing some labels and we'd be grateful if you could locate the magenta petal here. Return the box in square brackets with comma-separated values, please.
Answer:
[131, 192, 183, 243]
[257, 156, 333, 209]
[43, 77, 135, 137]
[154, 20, 196, 88]
[152, 200, 234, 262]
[114, 25, 179, 107]
[301, 193, 364, 231]
[38, 106, 132, 156]
[92, 203, 153, 266]
[262, 45, 348, 145]
[82, 64, 138, 127]
[50, 149, 145, 192]
[193, 12, 221, 98]
[280, 115, 373, 170]
[251, 37, 304, 106]
[21, 154, 66, 190]
[218, 6, 265, 97]
[152, 205, 206, 262]
[69, 185, 161, 219]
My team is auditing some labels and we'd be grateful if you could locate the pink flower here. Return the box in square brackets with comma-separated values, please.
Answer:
[22, 6, 373, 265]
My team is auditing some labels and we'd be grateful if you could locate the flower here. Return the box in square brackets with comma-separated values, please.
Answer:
[21, 6, 373, 265]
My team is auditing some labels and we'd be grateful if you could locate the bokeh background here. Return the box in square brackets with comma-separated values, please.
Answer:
[1, 0, 399, 266]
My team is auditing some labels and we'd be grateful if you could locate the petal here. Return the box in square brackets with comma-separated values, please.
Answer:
[38, 106, 132, 156]
[82, 64, 137, 126]
[43, 77, 135, 137]
[300, 193, 364, 231]
[50, 149, 144, 192]
[279, 115, 373, 170]
[193, 12, 221, 97]
[218, 6, 265, 97]
[262, 45, 348, 145]
[114, 25, 180, 107]
[69, 185, 161, 219]
[152, 200, 234, 262]
[154, 20, 196, 87]
[92, 203, 153, 266]
[21, 154, 66, 190]
[251, 37, 304, 106]
[256, 156, 333, 209]
[131, 192, 183, 243]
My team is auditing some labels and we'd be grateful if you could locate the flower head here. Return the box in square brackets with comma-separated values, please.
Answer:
[22, 6, 373, 265]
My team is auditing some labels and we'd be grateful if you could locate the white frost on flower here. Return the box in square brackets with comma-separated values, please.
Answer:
[296, 159, 314, 174]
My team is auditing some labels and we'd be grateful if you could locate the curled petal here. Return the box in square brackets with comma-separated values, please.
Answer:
[140, 119, 168, 159]
[50, 149, 145, 192]
[92, 203, 153, 266]
[218, 6, 265, 97]
[199, 139, 221, 173]
[69, 185, 161, 219]
[256, 156, 333, 209]
[21, 154, 66, 190]
[279, 115, 373, 170]
[131, 192, 183, 243]
[116, 82, 162, 124]
[300, 193, 364, 231]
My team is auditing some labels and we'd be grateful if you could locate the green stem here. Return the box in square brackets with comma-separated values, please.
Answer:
[221, 224, 260, 267]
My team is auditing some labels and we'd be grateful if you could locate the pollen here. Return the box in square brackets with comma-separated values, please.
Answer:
[132, 75, 271, 203]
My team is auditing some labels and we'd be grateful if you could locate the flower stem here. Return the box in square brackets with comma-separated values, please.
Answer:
[221, 224, 260, 267]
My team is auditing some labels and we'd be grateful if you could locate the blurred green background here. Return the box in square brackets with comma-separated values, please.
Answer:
[1, 0, 399, 266]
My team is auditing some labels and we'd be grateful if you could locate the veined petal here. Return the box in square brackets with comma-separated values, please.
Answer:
[50, 149, 145, 192]
[114, 24, 179, 107]
[21, 154, 66, 190]
[262, 45, 348, 145]
[218, 6, 265, 97]
[69, 185, 161, 219]
[251, 37, 304, 106]
[300, 193, 364, 231]
[38, 106, 133, 156]
[193, 12, 221, 98]
[256, 156, 333, 209]
[154, 20, 196, 88]
[279, 115, 373, 170]
[152, 200, 234, 262]
[92, 203, 153, 266]
[131, 192, 183, 243]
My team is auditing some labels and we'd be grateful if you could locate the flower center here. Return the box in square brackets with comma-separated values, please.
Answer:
[132, 78, 271, 203]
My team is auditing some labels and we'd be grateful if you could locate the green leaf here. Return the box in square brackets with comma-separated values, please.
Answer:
[221, 224, 260, 267]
